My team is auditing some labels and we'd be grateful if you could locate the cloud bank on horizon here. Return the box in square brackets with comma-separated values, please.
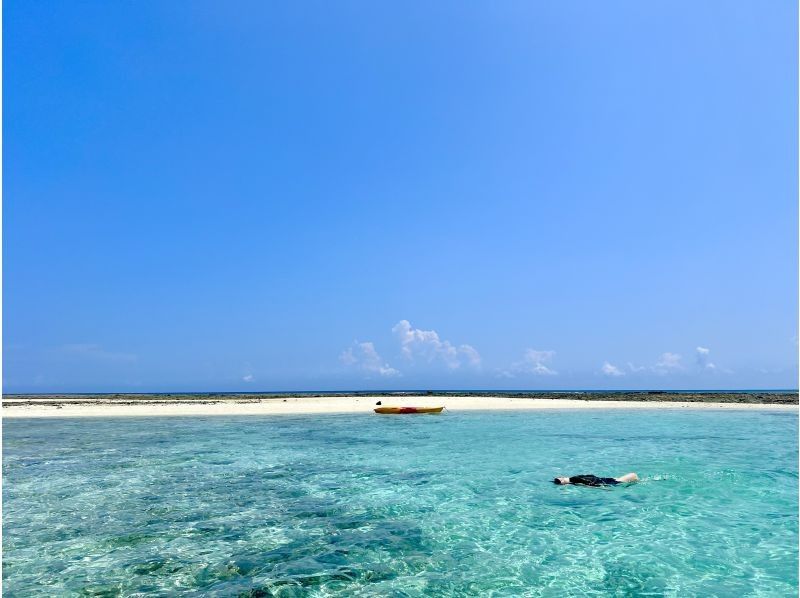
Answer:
[601, 347, 727, 378]
[3, 325, 793, 392]
[339, 320, 740, 384]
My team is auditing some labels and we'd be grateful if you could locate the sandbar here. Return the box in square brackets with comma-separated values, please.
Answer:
[2, 393, 797, 418]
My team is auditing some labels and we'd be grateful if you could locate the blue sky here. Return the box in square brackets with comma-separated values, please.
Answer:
[4, 1, 797, 392]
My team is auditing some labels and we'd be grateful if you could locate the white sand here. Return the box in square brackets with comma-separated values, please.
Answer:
[2, 396, 796, 418]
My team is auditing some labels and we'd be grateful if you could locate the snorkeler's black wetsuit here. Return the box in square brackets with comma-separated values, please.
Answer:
[568, 475, 619, 487]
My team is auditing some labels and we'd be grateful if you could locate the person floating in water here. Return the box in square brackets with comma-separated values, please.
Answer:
[553, 473, 639, 486]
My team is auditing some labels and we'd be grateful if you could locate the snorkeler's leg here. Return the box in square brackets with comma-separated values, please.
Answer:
[615, 473, 639, 483]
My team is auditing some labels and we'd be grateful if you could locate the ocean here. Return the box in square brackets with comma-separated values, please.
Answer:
[3, 409, 797, 596]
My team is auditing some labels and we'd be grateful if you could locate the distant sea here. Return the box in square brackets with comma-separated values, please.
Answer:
[3, 409, 798, 595]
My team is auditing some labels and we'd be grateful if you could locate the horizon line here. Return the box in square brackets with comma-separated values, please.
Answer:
[4, 388, 798, 396]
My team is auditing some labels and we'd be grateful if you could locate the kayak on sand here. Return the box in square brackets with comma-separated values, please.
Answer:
[374, 406, 445, 414]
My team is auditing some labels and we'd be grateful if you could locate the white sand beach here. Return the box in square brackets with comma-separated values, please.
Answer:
[2, 395, 796, 418]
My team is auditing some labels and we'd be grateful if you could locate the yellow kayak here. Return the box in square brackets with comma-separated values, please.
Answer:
[374, 406, 444, 414]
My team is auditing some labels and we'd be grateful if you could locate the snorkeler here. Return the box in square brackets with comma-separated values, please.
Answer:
[553, 473, 639, 486]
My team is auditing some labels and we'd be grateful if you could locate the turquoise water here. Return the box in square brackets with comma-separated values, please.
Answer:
[3, 410, 798, 596]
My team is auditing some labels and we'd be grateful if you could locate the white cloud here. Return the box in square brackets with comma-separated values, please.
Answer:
[601, 362, 624, 377]
[391, 320, 481, 370]
[502, 349, 557, 377]
[340, 341, 399, 377]
[339, 348, 358, 366]
[242, 374, 254, 382]
[629, 350, 724, 375]
[626, 353, 682, 375]
[459, 344, 482, 368]
[653, 352, 682, 373]
[695, 346, 716, 370]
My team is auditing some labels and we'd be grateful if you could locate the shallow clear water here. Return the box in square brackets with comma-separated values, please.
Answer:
[3, 410, 798, 596]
